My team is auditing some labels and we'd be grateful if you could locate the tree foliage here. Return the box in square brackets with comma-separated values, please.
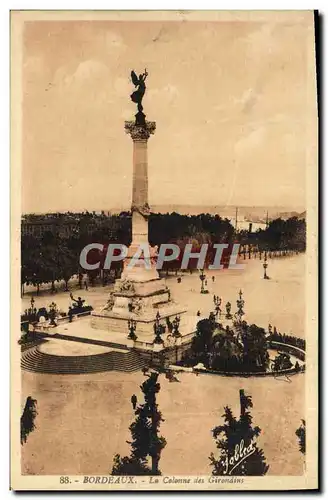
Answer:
[21, 212, 305, 294]
[272, 352, 293, 372]
[252, 217, 306, 252]
[239, 323, 269, 372]
[295, 420, 306, 455]
[148, 212, 234, 247]
[111, 372, 166, 475]
[209, 390, 269, 476]
[21, 396, 37, 445]
[187, 317, 269, 373]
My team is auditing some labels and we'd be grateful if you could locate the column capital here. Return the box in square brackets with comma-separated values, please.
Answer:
[125, 121, 156, 141]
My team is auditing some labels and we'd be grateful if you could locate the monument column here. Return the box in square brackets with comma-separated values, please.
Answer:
[91, 69, 192, 348]
[125, 121, 156, 245]
[122, 120, 158, 282]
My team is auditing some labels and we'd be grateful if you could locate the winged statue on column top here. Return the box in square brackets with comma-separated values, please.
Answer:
[130, 69, 148, 113]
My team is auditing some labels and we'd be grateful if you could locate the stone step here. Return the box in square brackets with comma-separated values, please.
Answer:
[21, 346, 145, 375]
[20, 338, 45, 352]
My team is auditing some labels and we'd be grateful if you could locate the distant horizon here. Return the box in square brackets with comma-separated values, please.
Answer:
[22, 203, 306, 217]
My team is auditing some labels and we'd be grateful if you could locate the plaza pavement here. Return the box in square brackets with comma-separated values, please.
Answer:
[22, 253, 305, 338]
[21, 369, 305, 476]
[20, 254, 306, 476]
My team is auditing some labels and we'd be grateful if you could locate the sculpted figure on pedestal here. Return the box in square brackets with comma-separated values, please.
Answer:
[119, 280, 136, 293]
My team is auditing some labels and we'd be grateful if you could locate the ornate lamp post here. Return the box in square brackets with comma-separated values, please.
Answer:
[165, 315, 181, 362]
[263, 251, 269, 279]
[171, 315, 181, 363]
[27, 296, 37, 323]
[127, 318, 137, 340]
[153, 311, 165, 344]
[48, 302, 57, 326]
[199, 269, 207, 294]
[236, 289, 245, 323]
[213, 295, 222, 318]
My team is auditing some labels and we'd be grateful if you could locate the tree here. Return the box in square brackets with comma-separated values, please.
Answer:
[209, 389, 269, 476]
[295, 420, 306, 455]
[256, 216, 306, 252]
[111, 372, 166, 475]
[21, 235, 47, 295]
[57, 242, 77, 291]
[272, 352, 293, 372]
[21, 396, 37, 445]
[21, 211, 236, 292]
[192, 317, 217, 356]
[40, 232, 63, 293]
[240, 323, 269, 371]
[189, 316, 224, 366]
[211, 329, 243, 371]
[184, 319, 271, 374]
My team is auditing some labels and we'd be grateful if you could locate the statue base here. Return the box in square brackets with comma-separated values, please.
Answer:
[91, 253, 196, 349]
[135, 111, 146, 126]
[90, 272, 192, 339]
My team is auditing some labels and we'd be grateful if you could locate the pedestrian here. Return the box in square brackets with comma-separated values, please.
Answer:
[84, 280, 88, 291]
[68, 306, 73, 323]
[197, 310, 201, 317]
[131, 394, 137, 410]
[212, 276, 215, 282]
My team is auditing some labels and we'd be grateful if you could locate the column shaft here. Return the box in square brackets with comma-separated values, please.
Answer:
[132, 140, 148, 208]
[132, 139, 148, 244]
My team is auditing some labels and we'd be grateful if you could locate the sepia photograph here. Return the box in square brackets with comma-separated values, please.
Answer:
[11, 10, 318, 490]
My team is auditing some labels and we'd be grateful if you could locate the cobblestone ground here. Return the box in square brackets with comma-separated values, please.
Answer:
[21, 254, 305, 476]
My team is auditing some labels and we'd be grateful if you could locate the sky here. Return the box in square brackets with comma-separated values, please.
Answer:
[21, 14, 315, 214]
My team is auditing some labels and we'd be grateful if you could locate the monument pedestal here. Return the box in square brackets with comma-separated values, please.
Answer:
[91, 268, 190, 344]
[90, 118, 196, 354]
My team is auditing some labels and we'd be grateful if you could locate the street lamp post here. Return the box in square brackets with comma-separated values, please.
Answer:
[213, 295, 222, 318]
[171, 315, 181, 363]
[263, 252, 269, 279]
[27, 297, 37, 323]
[153, 311, 165, 344]
[199, 269, 206, 293]
[48, 302, 57, 326]
[236, 289, 245, 323]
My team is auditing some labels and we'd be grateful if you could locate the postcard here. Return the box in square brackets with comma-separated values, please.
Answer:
[11, 10, 318, 490]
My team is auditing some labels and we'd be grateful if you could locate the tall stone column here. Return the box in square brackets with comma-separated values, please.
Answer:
[121, 120, 158, 282]
[90, 74, 194, 346]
